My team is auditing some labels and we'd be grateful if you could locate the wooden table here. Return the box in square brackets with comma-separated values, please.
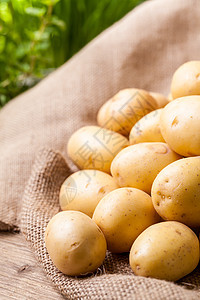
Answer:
[0, 232, 65, 300]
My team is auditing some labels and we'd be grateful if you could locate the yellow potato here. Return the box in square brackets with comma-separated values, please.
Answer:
[45, 211, 107, 276]
[168, 92, 174, 102]
[92, 187, 160, 253]
[152, 157, 200, 227]
[59, 170, 118, 217]
[129, 109, 165, 144]
[171, 61, 200, 99]
[97, 89, 157, 136]
[111, 142, 181, 194]
[129, 221, 199, 281]
[160, 96, 200, 156]
[149, 91, 169, 108]
[67, 126, 129, 173]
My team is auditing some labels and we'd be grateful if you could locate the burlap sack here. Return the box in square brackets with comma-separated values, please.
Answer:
[1, 0, 200, 298]
[1, 0, 200, 230]
[20, 148, 200, 299]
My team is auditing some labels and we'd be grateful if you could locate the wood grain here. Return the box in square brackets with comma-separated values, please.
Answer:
[0, 232, 65, 300]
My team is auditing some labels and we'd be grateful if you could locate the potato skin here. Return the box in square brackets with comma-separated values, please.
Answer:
[129, 221, 199, 281]
[168, 93, 174, 102]
[151, 157, 200, 227]
[59, 170, 118, 217]
[97, 89, 157, 136]
[129, 109, 165, 144]
[92, 187, 160, 253]
[160, 96, 200, 156]
[45, 211, 107, 276]
[149, 92, 169, 108]
[67, 126, 128, 173]
[171, 61, 200, 99]
[111, 142, 181, 194]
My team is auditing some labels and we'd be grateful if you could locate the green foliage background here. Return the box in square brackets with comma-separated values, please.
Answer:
[0, 0, 145, 107]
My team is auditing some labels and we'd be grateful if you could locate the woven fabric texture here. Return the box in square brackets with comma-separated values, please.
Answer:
[1, 0, 200, 298]
[1, 0, 200, 229]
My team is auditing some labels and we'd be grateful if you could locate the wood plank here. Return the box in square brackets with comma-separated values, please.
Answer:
[0, 232, 65, 300]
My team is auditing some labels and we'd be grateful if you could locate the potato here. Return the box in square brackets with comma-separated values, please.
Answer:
[92, 187, 160, 253]
[97, 89, 157, 136]
[168, 92, 174, 102]
[129, 221, 199, 281]
[59, 170, 118, 217]
[149, 91, 169, 108]
[129, 109, 165, 144]
[160, 96, 200, 156]
[45, 211, 107, 276]
[67, 126, 129, 173]
[171, 61, 200, 99]
[152, 157, 200, 227]
[111, 142, 181, 194]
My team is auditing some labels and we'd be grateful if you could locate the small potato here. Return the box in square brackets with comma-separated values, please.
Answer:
[129, 221, 199, 281]
[168, 92, 174, 102]
[97, 89, 157, 136]
[92, 188, 160, 253]
[160, 96, 200, 156]
[171, 61, 200, 99]
[45, 211, 107, 276]
[67, 126, 129, 173]
[111, 142, 181, 194]
[59, 170, 118, 217]
[129, 109, 165, 144]
[149, 91, 169, 108]
[152, 157, 200, 227]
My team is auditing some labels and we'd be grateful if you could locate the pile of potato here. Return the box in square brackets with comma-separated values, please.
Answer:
[45, 61, 200, 281]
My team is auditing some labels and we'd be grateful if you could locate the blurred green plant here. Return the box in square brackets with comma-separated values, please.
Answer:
[0, 0, 145, 107]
